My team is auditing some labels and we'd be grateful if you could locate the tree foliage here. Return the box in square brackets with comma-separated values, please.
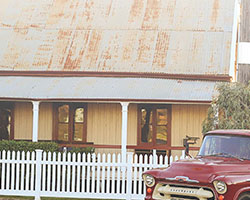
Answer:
[202, 82, 250, 133]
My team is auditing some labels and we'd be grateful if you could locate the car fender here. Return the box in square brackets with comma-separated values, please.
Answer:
[233, 186, 250, 200]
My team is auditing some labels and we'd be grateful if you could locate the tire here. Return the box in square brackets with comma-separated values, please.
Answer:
[238, 193, 250, 200]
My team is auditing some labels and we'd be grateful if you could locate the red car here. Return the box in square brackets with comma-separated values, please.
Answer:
[143, 130, 250, 200]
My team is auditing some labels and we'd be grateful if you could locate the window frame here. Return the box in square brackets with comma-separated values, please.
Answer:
[53, 103, 87, 144]
[0, 102, 14, 140]
[137, 104, 171, 148]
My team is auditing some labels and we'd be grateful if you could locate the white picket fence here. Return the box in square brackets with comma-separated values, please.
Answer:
[0, 150, 185, 200]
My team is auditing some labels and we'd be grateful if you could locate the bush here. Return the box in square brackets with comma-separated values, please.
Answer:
[67, 147, 95, 154]
[0, 140, 95, 154]
[0, 140, 59, 152]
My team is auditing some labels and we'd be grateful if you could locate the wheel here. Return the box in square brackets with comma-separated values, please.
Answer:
[239, 193, 250, 200]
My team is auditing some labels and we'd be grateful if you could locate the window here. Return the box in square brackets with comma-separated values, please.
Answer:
[54, 103, 87, 143]
[0, 102, 14, 140]
[138, 105, 171, 148]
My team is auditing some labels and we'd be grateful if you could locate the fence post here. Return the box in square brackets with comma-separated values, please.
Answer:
[35, 149, 43, 200]
[153, 149, 157, 166]
[126, 153, 133, 200]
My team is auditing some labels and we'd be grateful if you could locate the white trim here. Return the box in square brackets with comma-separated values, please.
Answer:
[230, 0, 241, 80]
[32, 101, 40, 142]
[238, 42, 250, 64]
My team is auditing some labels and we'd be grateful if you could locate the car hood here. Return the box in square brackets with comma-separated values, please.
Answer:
[148, 157, 250, 184]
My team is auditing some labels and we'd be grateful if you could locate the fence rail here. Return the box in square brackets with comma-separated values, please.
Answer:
[0, 150, 185, 200]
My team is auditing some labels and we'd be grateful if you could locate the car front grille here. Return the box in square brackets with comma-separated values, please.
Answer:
[152, 183, 215, 200]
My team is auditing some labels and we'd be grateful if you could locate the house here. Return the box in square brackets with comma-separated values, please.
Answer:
[237, 0, 250, 84]
[0, 0, 239, 158]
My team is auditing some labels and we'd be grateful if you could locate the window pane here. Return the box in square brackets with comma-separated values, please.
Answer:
[157, 109, 168, 125]
[58, 105, 69, 123]
[75, 108, 84, 123]
[141, 108, 152, 143]
[58, 124, 68, 141]
[156, 126, 167, 144]
[74, 124, 83, 141]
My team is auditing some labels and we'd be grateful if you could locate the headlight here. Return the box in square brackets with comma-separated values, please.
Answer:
[143, 174, 155, 187]
[213, 180, 227, 194]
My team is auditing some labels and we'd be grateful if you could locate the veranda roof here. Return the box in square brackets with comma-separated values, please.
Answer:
[0, 76, 218, 103]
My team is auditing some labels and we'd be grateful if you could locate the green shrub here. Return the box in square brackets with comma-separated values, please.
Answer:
[0, 140, 59, 152]
[0, 140, 95, 155]
[67, 147, 95, 154]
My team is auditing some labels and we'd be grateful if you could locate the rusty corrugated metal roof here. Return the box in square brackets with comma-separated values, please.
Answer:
[0, 76, 218, 102]
[0, 0, 235, 75]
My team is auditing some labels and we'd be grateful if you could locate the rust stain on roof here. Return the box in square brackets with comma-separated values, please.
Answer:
[211, 0, 220, 30]
[64, 31, 91, 71]
[0, 0, 236, 75]
[83, 30, 102, 70]
[152, 31, 170, 69]
[142, 0, 161, 29]
[129, 0, 145, 23]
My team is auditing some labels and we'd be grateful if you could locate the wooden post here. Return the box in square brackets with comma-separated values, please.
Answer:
[120, 102, 129, 164]
[32, 101, 40, 142]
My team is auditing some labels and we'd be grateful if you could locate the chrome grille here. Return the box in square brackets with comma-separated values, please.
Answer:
[152, 183, 215, 200]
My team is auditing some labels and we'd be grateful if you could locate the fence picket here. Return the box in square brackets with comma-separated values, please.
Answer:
[111, 154, 116, 194]
[86, 153, 91, 193]
[164, 155, 169, 165]
[81, 153, 86, 193]
[133, 154, 138, 195]
[11, 151, 15, 190]
[106, 154, 111, 194]
[96, 153, 101, 194]
[101, 153, 106, 193]
[76, 153, 81, 193]
[57, 152, 62, 192]
[66, 153, 71, 192]
[72, 153, 76, 193]
[30, 152, 35, 191]
[159, 155, 163, 165]
[42, 152, 46, 192]
[52, 152, 57, 192]
[170, 155, 173, 164]
[62, 152, 66, 192]
[1, 151, 6, 189]
[138, 154, 143, 195]
[20, 151, 25, 191]
[6, 151, 11, 190]
[15, 151, 20, 190]
[116, 154, 121, 194]
[47, 152, 52, 191]
[25, 151, 30, 191]
[91, 153, 96, 193]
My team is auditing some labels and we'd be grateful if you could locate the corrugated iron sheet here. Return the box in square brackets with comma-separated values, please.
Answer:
[0, 0, 235, 75]
[0, 76, 218, 101]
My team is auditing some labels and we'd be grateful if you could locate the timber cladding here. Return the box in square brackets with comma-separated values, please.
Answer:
[237, 0, 250, 84]
[240, 0, 250, 42]
[13, 102, 208, 153]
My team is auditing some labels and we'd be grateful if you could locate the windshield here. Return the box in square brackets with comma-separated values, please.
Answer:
[198, 134, 250, 160]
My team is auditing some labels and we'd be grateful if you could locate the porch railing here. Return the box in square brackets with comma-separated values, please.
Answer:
[0, 150, 185, 200]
